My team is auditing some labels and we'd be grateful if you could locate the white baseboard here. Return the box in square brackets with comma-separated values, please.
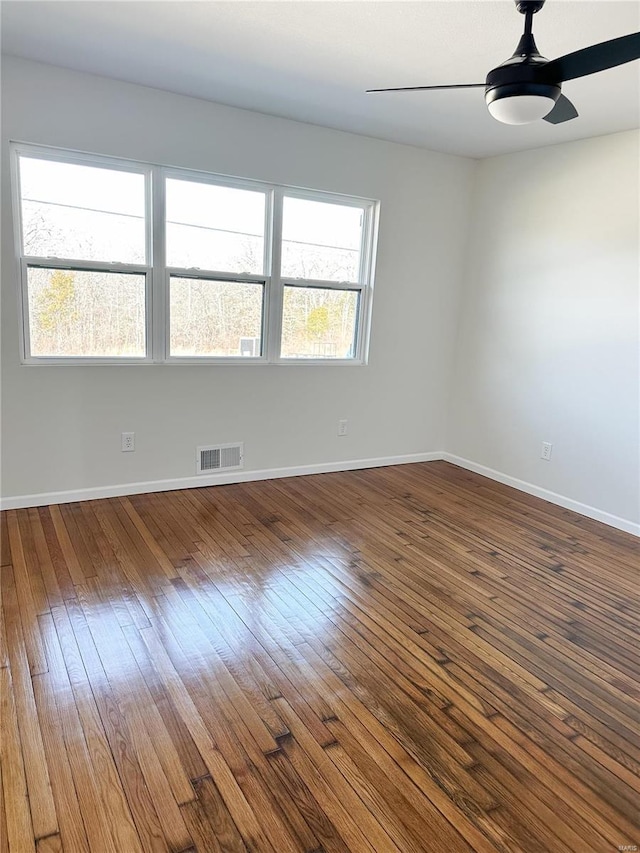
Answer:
[0, 452, 442, 510]
[3, 451, 638, 538]
[442, 453, 640, 537]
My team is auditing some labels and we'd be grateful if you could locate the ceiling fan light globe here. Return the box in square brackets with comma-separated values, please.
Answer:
[487, 94, 557, 124]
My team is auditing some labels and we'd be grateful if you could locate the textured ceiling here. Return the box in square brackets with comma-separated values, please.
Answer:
[2, 0, 639, 158]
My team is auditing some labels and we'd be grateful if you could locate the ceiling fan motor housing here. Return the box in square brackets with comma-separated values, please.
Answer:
[485, 52, 560, 122]
[484, 80, 561, 108]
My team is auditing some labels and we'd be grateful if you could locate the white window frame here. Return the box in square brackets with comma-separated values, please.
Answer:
[11, 142, 378, 366]
[12, 143, 154, 365]
[277, 187, 376, 365]
[162, 167, 272, 364]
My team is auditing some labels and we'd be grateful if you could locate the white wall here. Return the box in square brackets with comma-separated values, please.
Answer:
[3, 58, 637, 531]
[448, 130, 640, 528]
[1, 56, 475, 502]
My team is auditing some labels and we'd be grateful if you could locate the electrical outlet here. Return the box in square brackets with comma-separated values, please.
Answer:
[541, 441, 552, 461]
[338, 419, 348, 437]
[122, 432, 135, 452]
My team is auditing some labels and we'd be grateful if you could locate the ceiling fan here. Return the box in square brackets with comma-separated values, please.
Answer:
[367, 0, 640, 125]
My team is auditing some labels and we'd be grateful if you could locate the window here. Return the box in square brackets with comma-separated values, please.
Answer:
[166, 178, 266, 274]
[15, 149, 151, 362]
[281, 196, 363, 282]
[281, 286, 359, 359]
[279, 193, 366, 361]
[12, 144, 377, 364]
[165, 175, 268, 360]
[169, 278, 264, 358]
[27, 268, 146, 358]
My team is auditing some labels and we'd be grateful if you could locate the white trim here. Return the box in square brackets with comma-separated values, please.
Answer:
[281, 186, 374, 209]
[0, 453, 442, 510]
[12, 142, 152, 176]
[358, 201, 378, 365]
[443, 453, 640, 537]
[12, 145, 30, 362]
[164, 165, 272, 196]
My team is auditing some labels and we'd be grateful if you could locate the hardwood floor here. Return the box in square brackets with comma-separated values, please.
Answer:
[1, 461, 638, 853]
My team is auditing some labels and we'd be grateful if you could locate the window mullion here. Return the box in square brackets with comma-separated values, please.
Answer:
[152, 166, 166, 362]
[266, 189, 284, 363]
[260, 188, 274, 359]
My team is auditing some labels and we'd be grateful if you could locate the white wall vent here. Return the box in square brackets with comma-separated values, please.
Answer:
[196, 443, 244, 474]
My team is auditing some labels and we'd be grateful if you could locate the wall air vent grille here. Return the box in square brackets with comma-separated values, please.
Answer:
[196, 443, 244, 474]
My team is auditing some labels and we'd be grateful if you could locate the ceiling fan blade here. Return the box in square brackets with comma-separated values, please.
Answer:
[544, 32, 640, 82]
[366, 84, 485, 93]
[543, 94, 579, 124]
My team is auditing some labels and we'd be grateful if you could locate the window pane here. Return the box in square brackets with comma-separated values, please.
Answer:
[170, 277, 263, 357]
[166, 179, 265, 274]
[281, 286, 359, 359]
[27, 267, 146, 358]
[281, 197, 363, 283]
[19, 157, 146, 264]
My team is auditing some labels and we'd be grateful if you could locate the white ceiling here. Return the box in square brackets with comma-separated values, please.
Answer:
[2, 0, 639, 158]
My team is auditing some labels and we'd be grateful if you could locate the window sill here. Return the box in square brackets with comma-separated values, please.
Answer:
[20, 357, 367, 367]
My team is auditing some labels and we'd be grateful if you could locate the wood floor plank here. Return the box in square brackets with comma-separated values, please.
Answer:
[0, 512, 10, 567]
[1, 665, 37, 853]
[158, 580, 281, 756]
[37, 508, 77, 602]
[264, 750, 350, 853]
[180, 776, 246, 853]
[297, 641, 510, 853]
[0, 760, 9, 853]
[32, 669, 91, 853]
[35, 613, 120, 853]
[0, 565, 8, 670]
[121, 622, 210, 783]
[1, 461, 637, 852]
[57, 504, 98, 581]
[6, 512, 48, 674]
[2, 567, 58, 840]
[76, 581, 195, 805]
[119, 497, 179, 581]
[65, 590, 189, 852]
[145, 596, 307, 853]
[35, 835, 64, 853]
[49, 605, 145, 853]
[28, 508, 63, 611]
[170, 573, 290, 741]
[275, 700, 385, 853]
[137, 622, 278, 853]
[16, 512, 49, 617]
[48, 505, 86, 587]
